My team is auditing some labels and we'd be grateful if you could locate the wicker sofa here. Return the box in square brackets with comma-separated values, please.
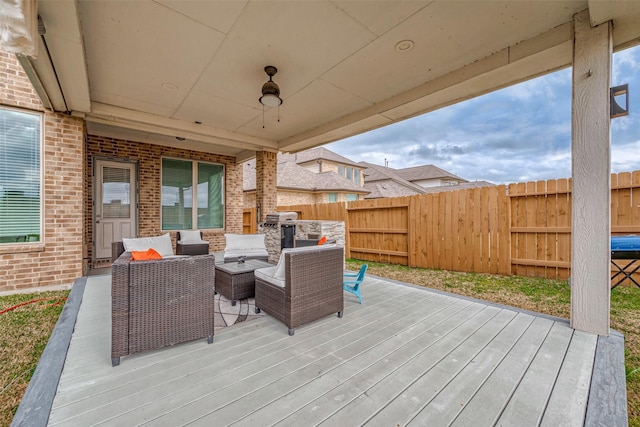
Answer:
[254, 245, 344, 335]
[223, 233, 268, 262]
[111, 251, 216, 366]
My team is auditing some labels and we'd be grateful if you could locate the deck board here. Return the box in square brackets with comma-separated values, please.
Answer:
[495, 321, 574, 426]
[449, 315, 555, 426]
[541, 330, 597, 427]
[408, 312, 536, 426]
[45, 273, 611, 427]
[367, 308, 517, 426]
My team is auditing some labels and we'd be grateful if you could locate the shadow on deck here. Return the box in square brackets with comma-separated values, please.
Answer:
[11, 271, 628, 426]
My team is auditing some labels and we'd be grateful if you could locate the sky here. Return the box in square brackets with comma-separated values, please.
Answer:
[326, 45, 640, 186]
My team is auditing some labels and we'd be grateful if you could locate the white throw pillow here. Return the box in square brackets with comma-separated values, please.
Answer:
[179, 230, 202, 242]
[122, 233, 174, 257]
[224, 233, 266, 251]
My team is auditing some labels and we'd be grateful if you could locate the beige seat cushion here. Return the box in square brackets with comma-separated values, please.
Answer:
[122, 233, 174, 257]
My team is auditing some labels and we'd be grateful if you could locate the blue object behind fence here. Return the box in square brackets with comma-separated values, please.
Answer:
[611, 235, 640, 288]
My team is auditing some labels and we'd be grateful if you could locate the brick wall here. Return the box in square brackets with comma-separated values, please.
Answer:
[277, 190, 320, 206]
[244, 191, 257, 208]
[244, 190, 318, 208]
[321, 161, 339, 174]
[85, 135, 243, 259]
[0, 51, 85, 292]
[255, 151, 278, 221]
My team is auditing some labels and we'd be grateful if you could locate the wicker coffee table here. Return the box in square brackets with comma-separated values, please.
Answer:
[215, 259, 273, 305]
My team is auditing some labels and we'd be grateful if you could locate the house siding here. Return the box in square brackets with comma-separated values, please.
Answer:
[413, 178, 463, 188]
[85, 135, 243, 260]
[244, 190, 322, 208]
[278, 190, 320, 206]
[328, 192, 364, 203]
[320, 162, 339, 174]
[0, 51, 85, 292]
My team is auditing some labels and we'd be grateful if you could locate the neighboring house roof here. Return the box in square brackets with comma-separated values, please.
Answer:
[365, 181, 426, 199]
[364, 178, 495, 199]
[243, 158, 368, 194]
[360, 162, 429, 195]
[419, 180, 495, 194]
[360, 161, 492, 199]
[395, 164, 467, 183]
[244, 148, 481, 199]
[289, 147, 361, 167]
[362, 162, 465, 183]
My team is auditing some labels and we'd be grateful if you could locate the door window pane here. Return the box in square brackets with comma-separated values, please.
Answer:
[102, 166, 131, 219]
[0, 108, 41, 244]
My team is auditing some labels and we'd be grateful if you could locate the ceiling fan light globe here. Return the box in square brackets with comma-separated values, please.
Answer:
[259, 93, 282, 107]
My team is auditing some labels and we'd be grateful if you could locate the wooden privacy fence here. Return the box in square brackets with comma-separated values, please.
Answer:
[509, 171, 640, 282]
[243, 170, 640, 283]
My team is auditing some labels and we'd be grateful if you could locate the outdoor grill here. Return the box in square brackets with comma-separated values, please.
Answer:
[261, 211, 298, 228]
[611, 235, 640, 288]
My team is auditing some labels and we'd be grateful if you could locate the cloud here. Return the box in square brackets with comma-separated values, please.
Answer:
[326, 46, 640, 185]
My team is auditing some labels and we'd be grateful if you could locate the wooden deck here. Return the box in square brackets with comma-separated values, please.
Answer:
[41, 272, 622, 426]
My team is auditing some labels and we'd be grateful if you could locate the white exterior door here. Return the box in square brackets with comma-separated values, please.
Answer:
[95, 160, 137, 259]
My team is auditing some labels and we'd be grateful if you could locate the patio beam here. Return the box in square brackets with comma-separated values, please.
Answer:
[87, 102, 278, 151]
[570, 10, 611, 336]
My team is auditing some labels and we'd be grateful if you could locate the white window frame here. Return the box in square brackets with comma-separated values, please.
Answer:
[0, 106, 43, 245]
[160, 157, 225, 231]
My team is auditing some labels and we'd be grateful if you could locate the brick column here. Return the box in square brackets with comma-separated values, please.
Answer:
[255, 151, 278, 222]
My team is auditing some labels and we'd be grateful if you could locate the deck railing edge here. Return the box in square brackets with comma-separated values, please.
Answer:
[10, 276, 87, 427]
[585, 330, 629, 427]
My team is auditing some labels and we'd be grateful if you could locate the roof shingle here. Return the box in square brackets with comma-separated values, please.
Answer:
[244, 156, 368, 193]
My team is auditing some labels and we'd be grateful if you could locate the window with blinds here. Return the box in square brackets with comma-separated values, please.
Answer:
[0, 107, 41, 244]
[161, 158, 224, 230]
[102, 166, 131, 219]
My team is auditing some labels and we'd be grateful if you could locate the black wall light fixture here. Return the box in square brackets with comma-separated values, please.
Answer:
[610, 84, 629, 118]
[259, 66, 282, 128]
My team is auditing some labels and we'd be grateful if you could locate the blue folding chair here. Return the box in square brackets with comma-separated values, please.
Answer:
[343, 264, 368, 304]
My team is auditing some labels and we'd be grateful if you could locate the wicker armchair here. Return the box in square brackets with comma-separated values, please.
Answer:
[111, 251, 216, 366]
[176, 230, 210, 255]
[254, 245, 344, 335]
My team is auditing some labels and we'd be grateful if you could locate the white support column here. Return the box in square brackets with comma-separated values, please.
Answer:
[570, 10, 612, 335]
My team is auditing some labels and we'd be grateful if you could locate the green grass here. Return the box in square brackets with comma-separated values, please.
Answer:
[0, 290, 69, 427]
[346, 259, 640, 425]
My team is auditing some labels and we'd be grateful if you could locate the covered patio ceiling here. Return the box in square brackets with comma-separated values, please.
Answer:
[26, 1, 640, 161]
